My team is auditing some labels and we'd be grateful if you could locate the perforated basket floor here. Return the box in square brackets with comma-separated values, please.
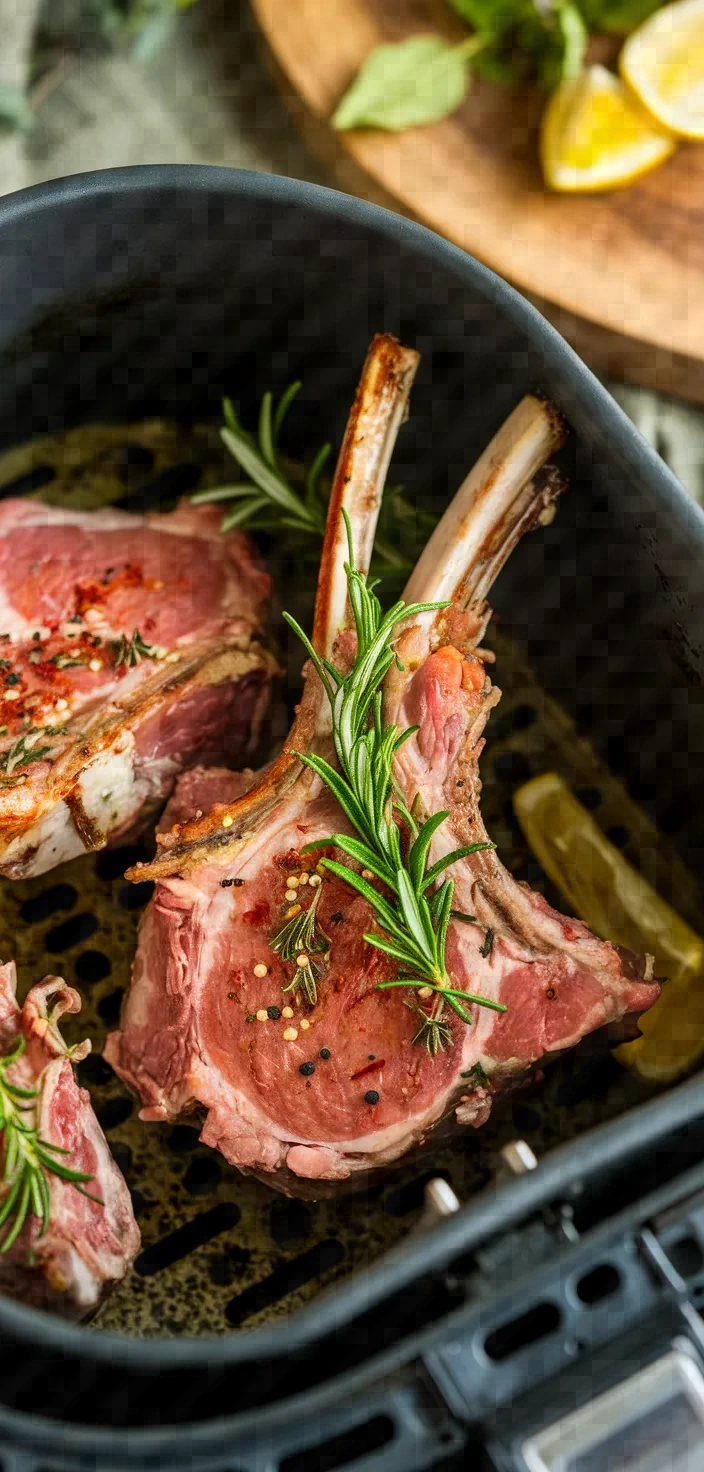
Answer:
[0, 422, 695, 1338]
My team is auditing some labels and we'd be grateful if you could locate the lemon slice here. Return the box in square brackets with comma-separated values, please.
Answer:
[513, 771, 704, 1083]
[621, 0, 704, 139]
[541, 64, 677, 192]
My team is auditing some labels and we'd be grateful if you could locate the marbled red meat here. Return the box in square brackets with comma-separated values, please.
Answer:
[0, 961, 139, 1312]
[106, 340, 660, 1196]
[0, 499, 273, 877]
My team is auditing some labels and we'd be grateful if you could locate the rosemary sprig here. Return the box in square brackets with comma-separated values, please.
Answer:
[111, 630, 161, 669]
[0, 1037, 101, 1253]
[270, 883, 330, 1007]
[192, 383, 330, 538]
[47, 653, 87, 670]
[191, 384, 436, 580]
[1, 732, 52, 782]
[283, 513, 507, 1057]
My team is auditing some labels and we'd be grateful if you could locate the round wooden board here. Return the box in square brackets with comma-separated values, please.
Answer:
[251, 0, 704, 404]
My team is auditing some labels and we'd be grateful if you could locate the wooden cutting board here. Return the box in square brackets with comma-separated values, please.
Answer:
[252, 0, 704, 405]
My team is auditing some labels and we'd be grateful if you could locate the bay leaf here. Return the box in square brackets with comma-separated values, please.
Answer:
[332, 35, 473, 132]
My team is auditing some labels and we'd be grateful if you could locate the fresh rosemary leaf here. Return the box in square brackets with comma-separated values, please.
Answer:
[0, 1037, 100, 1253]
[111, 629, 161, 669]
[48, 653, 86, 670]
[270, 883, 330, 1008]
[2, 733, 53, 779]
[196, 382, 327, 541]
[284, 512, 504, 1058]
[422, 840, 495, 888]
[193, 384, 435, 582]
[461, 1061, 489, 1087]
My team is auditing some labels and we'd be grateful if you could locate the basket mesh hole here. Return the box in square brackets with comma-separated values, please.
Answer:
[270, 1198, 313, 1249]
[109, 1140, 133, 1174]
[96, 1097, 133, 1131]
[226, 1239, 345, 1328]
[77, 1053, 114, 1088]
[19, 883, 77, 925]
[97, 988, 123, 1024]
[135, 1203, 242, 1277]
[74, 949, 111, 985]
[208, 1243, 252, 1287]
[167, 1125, 201, 1153]
[45, 913, 99, 952]
[183, 1155, 223, 1198]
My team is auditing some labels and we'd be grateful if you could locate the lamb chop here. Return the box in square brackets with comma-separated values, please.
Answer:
[0, 498, 273, 878]
[106, 339, 660, 1195]
[0, 961, 139, 1313]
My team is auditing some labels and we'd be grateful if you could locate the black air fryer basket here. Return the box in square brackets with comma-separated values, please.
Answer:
[0, 166, 702, 1472]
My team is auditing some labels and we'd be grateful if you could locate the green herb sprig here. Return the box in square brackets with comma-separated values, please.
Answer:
[0, 1037, 101, 1253]
[331, 0, 665, 140]
[283, 513, 507, 1057]
[1, 732, 53, 783]
[270, 882, 330, 1007]
[111, 630, 161, 669]
[192, 384, 436, 582]
[48, 653, 87, 671]
[192, 383, 331, 538]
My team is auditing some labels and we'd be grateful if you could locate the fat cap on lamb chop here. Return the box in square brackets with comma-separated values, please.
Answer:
[0, 962, 139, 1313]
[0, 499, 274, 879]
[107, 340, 660, 1196]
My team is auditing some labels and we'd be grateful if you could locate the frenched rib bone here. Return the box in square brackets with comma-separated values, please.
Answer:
[107, 352, 660, 1196]
[133, 334, 421, 877]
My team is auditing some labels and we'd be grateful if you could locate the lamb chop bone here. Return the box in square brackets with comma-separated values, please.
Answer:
[127, 333, 420, 881]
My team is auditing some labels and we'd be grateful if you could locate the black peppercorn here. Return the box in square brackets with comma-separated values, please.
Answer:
[364, 1090, 380, 1105]
[368, 1054, 376, 1061]
[267, 1006, 282, 1020]
[299, 1062, 315, 1077]
[319, 1048, 331, 1060]
[5, 673, 19, 686]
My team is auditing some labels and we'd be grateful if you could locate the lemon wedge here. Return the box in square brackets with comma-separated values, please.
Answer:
[621, 0, 704, 140]
[541, 63, 677, 192]
[513, 771, 704, 1083]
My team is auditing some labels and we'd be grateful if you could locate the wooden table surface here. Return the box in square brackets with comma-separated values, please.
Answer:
[4, 0, 704, 506]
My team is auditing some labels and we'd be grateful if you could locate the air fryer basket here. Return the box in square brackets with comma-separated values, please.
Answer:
[0, 415, 693, 1337]
[0, 167, 701, 1469]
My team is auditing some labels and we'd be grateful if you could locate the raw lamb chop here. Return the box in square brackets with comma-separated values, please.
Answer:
[106, 340, 660, 1195]
[0, 498, 273, 878]
[0, 961, 139, 1313]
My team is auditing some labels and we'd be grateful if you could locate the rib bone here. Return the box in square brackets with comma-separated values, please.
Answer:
[126, 333, 419, 881]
